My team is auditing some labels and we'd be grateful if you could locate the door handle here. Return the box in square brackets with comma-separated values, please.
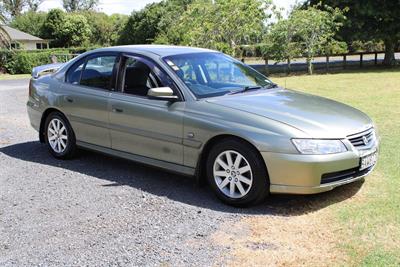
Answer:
[112, 107, 123, 113]
[65, 96, 74, 103]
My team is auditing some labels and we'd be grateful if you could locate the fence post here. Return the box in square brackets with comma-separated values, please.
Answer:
[374, 52, 378, 65]
[360, 53, 363, 68]
[343, 55, 347, 69]
[326, 55, 329, 73]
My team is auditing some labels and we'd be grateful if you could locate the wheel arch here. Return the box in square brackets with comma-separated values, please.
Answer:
[39, 108, 68, 143]
[195, 134, 268, 185]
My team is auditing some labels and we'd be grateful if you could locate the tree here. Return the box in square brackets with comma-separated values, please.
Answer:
[154, 0, 193, 44]
[62, 0, 98, 12]
[286, 6, 345, 74]
[26, 0, 43, 11]
[41, 9, 66, 46]
[167, 0, 271, 56]
[118, 2, 164, 45]
[0, 10, 11, 48]
[264, 18, 301, 73]
[60, 14, 91, 46]
[10, 11, 47, 38]
[306, 0, 400, 66]
[1, 0, 25, 17]
[80, 11, 128, 45]
[41, 9, 91, 47]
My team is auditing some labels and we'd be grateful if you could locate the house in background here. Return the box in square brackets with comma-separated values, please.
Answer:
[1, 25, 49, 50]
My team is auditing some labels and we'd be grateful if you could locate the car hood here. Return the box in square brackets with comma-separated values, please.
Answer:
[206, 88, 372, 138]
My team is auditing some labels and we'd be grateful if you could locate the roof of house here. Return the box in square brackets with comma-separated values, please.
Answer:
[1, 25, 44, 41]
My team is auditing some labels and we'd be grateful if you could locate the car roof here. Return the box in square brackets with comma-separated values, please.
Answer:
[91, 45, 217, 57]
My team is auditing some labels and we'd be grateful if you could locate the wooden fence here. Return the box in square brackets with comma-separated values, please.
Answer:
[243, 51, 399, 75]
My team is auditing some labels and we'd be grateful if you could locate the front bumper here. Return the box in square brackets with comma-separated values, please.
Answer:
[261, 146, 378, 194]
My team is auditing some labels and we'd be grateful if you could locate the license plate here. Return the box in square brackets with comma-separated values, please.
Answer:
[360, 152, 377, 171]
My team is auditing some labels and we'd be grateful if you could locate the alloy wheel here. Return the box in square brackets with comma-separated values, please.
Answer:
[47, 118, 68, 153]
[213, 150, 253, 199]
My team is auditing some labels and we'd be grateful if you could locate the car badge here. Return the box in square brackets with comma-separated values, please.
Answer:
[362, 136, 368, 145]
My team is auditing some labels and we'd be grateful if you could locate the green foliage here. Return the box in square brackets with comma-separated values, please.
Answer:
[41, 9, 66, 45]
[306, 0, 400, 65]
[0, 47, 96, 74]
[276, 6, 346, 74]
[10, 11, 47, 38]
[264, 18, 301, 63]
[41, 9, 91, 47]
[80, 11, 128, 45]
[350, 40, 385, 53]
[60, 13, 91, 47]
[118, 2, 164, 45]
[165, 0, 272, 56]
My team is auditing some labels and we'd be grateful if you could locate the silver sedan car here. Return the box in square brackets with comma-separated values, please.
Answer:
[27, 45, 379, 206]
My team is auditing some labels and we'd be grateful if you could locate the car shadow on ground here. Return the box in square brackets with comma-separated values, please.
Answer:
[0, 141, 364, 216]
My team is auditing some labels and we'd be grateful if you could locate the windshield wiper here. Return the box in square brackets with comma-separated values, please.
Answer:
[228, 86, 263, 95]
[266, 83, 278, 89]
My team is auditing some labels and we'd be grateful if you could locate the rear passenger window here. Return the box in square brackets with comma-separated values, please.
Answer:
[80, 56, 117, 90]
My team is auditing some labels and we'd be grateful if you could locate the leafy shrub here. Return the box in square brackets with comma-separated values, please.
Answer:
[0, 47, 99, 74]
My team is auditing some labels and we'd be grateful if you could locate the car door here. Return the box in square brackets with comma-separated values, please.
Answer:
[60, 53, 119, 148]
[108, 55, 184, 165]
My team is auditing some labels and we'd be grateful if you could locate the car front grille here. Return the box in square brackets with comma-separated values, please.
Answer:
[347, 128, 376, 150]
[321, 166, 372, 184]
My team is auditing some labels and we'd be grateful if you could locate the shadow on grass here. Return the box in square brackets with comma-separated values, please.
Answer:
[0, 141, 364, 216]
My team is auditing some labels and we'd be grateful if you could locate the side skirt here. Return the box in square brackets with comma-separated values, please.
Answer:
[76, 141, 196, 177]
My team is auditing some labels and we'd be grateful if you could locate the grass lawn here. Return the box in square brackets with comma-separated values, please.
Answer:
[0, 74, 31, 80]
[271, 69, 400, 266]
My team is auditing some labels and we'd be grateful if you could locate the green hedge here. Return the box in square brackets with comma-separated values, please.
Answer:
[0, 46, 99, 74]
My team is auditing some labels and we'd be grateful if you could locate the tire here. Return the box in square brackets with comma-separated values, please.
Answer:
[44, 112, 77, 159]
[206, 138, 269, 207]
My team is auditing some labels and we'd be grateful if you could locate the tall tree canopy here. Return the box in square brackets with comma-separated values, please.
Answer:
[62, 0, 98, 12]
[10, 11, 47, 38]
[166, 0, 272, 56]
[41, 9, 91, 47]
[118, 2, 164, 45]
[264, 6, 345, 74]
[306, 0, 400, 65]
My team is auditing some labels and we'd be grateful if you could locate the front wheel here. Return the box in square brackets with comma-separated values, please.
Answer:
[44, 112, 76, 159]
[206, 138, 269, 207]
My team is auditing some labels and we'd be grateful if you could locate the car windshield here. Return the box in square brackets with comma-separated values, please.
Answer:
[163, 52, 274, 98]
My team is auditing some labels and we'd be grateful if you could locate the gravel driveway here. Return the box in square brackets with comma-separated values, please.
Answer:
[0, 78, 363, 266]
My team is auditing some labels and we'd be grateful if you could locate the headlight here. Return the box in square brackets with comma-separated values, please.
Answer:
[292, 139, 347, 155]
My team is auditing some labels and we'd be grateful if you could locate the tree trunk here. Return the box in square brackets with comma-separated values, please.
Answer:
[306, 57, 313, 75]
[383, 39, 396, 66]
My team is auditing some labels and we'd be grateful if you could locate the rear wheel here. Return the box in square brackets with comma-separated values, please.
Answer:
[206, 138, 269, 207]
[44, 112, 76, 159]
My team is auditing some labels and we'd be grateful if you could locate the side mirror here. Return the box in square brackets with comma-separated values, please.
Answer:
[147, 87, 179, 101]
